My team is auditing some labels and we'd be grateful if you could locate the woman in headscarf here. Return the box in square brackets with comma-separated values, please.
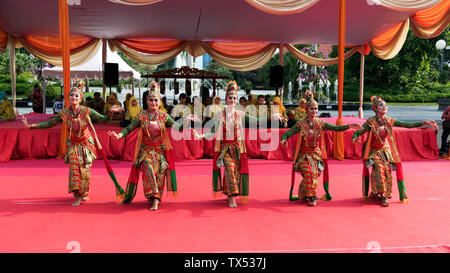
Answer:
[272, 96, 288, 128]
[294, 98, 307, 121]
[0, 91, 16, 121]
[200, 81, 286, 208]
[104, 94, 122, 114]
[23, 79, 112, 207]
[189, 96, 205, 124]
[352, 96, 438, 207]
[281, 90, 360, 207]
[108, 81, 198, 211]
[120, 96, 142, 127]
[111, 92, 122, 107]
[245, 94, 256, 106]
[204, 95, 224, 122]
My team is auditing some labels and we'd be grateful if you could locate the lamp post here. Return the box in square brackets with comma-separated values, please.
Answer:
[436, 39, 446, 73]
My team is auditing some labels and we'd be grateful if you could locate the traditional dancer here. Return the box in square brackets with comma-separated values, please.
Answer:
[22, 79, 114, 207]
[200, 81, 286, 208]
[352, 96, 438, 207]
[108, 81, 197, 211]
[281, 91, 360, 207]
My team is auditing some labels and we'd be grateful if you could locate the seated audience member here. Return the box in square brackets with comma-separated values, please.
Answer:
[294, 98, 307, 121]
[172, 93, 191, 121]
[104, 94, 124, 120]
[287, 109, 297, 128]
[111, 92, 122, 107]
[161, 96, 168, 113]
[189, 96, 205, 123]
[204, 95, 224, 124]
[0, 91, 16, 121]
[239, 97, 247, 109]
[123, 93, 132, 112]
[92, 92, 105, 114]
[53, 95, 64, 114]
[142, 89, 150, 110]
[246, 93, 256, 106]
[272, 96, 288, 128]
[265, 94, 272, 109]
[120, 96, 142, 127]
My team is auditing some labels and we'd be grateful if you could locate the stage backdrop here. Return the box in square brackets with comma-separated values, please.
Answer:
[0, 113, 438, 162]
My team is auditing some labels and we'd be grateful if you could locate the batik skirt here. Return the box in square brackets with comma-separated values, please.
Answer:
[64, 137, 97, 198]
[294, 152, 324, 198]
[138, 147, 168, 201]
[217, 143, 241, 196]
[367, 150, 393, 198]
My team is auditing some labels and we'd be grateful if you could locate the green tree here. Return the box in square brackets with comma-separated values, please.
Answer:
[205, 59, 233, 89]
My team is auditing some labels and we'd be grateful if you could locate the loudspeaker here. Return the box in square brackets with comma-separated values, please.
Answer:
[185, 79, 191, 97]
[103, 63, 119, 86]
[269, 65, 284, 88]
[174, 80, 179, 95]
[160, 80, 166, 95]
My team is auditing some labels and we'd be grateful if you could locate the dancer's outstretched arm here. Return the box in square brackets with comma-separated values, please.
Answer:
[280, 122, 301, 147]
[108, 115, 141, 140]
[322, 122, 360, 131]
[245, 112, 287, 126]
[89, 109, 110, 123]
[23, 115, 62, 129]
[393, 119, 438, 130]
[352, 122, 370, 143]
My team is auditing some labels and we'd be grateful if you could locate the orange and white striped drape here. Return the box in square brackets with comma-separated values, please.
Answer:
[369, 0, 449, 59]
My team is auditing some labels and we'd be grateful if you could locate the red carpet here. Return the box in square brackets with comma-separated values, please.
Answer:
[0, 158, 449, 253]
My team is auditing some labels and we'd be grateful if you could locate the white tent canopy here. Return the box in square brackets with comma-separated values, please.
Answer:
[42, 40, 141, 80]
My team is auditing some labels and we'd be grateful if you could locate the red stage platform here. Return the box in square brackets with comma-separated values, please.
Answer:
[0, 113, 438, 162]
[0, 158, 449, 253]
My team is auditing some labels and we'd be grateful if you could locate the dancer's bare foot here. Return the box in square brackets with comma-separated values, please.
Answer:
[380, 198, 389, 207]
[227, 196, 237, 208]
[81, 196, 89, 201]
[149, 199, 159, 211]
[72, 197, 82, 207]
[306, 197, 318, 207]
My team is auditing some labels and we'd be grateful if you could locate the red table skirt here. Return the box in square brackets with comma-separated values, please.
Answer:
[0, 114, 439, 162]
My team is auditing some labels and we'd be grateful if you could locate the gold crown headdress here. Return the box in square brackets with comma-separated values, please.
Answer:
[71, 78, 85, 99]
[304, 89, 317, 107]
[225, 80, 238, 97]
[148, 81, 161, 98]
[371, 96, 385, 112]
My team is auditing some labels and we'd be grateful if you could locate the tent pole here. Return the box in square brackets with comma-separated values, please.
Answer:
[8, 35, 16, 109]
[138, 80, 141, 107]
[333, 0, 346, 161]
[359, 47, 365, 119]
[278, 44, 284, 103]
[42, 77, 46, 114]
[102, 39, 107, 102]
[58, 0, 70, 107]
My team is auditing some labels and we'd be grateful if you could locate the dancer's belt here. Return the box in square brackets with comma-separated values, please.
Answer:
[300, 146, 320, 153]
[70, 134, 90, 144]
[142, 138, 164, 154]
[370, 142, 386, 149]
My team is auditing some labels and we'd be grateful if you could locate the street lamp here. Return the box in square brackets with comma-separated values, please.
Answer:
[436, 39, 446, 73]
